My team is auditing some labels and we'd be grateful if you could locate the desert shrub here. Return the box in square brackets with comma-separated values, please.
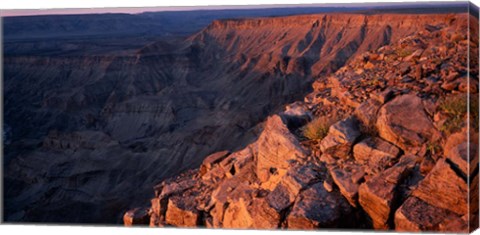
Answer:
[302, 115, 338, 140]
[396, 48, 413, 58]
[439, 95, 468, 135]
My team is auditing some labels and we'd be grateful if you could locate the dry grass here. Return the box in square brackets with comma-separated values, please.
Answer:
[302, 115, 339, 140]
[438, 95, 470, 135]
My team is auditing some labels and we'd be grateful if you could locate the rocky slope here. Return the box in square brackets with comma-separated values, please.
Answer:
[124, 12, 479, 232]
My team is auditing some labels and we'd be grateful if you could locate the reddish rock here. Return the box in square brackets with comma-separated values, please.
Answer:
[123, 208, 150, 226]
[412, 158, 468, 215]
[353, 137, 400, 175]
[354, 99, 382, 129]
[395, 196, 468, 232]
[444, 130, 478, 177]
[376, 94, 440, 152]
[266, 165, 319, 211]
[249, 197, 281, 229]
[199, 150, 230, 176]
[358, 155, 417, 229]
[286, 183, 351, 229]
[256, 115, 307, 182]
[320, 116, 361, 158]
[165, 195, 200, 227]
[329, 164, 364, 207]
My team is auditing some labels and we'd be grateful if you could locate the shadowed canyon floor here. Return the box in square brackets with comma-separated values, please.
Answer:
[3, 5, 479, 231]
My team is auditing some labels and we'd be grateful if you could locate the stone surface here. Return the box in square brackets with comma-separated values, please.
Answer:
[286, 183, 351, 229]
[256, 115, 308, 182]
[353, 137, 400, 175]
[444, 130, 478, 177]
[329, 164, 364, 207]
[412, 159, 468, 216]
[199, 150, 230, 176]
[165, 195, 200, 227]
[394, 196, 468, 232]
[320, 116, 361, 158]
[376, 94, 440, 152]
[358, 155, 417, 229]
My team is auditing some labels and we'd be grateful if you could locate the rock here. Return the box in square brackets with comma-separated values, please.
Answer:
[223, 198, 254, 229]
[353, 137, 400, 175]
[444, 130, 478, 177]
[376, 94, 440, 153]
[364, 61, 375, 70]
[412, 159, 468, 216]
[329, 164, 364, 207]
[249, 197, 281, 229]
[394, 196, 467, 232]
[165, 195, 200, 227]
[354, 99, 382, 129]
[159, 178, 196, 198]
[281, 102, 312, 129]
[256, 115, 307, 182]
[319, 116, 361, 158]
[266, 165, 319, 211]
[371, 88, 395, 104]
[398, 62, 411, 75]
[358, 155, 418, 229]
[199, 150, 230, 176]
[286, 183, 351, 229]
[123, 208, 150, 226]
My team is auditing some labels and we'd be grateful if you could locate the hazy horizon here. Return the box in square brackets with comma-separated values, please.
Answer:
[0, 1, 468, 17]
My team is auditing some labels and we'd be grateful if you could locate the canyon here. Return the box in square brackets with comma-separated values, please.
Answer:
[3, 4, 479, 232]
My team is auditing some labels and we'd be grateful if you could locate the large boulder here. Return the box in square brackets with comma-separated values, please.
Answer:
[376, 94, 440, 153]
[353, 137, 400, 175]
[358, 155, 418, 230]
[165, 195, 200, 227]
[286, 182, 352, 229]
[256, 115, 308, 182]
[319, 116, 361, 158]
[412, 159, 468, 216]
[394, 196, 468, 232]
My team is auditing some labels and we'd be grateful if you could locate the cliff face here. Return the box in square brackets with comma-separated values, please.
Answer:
[123, 13, 479, 232]
[3, 12, 476, 227]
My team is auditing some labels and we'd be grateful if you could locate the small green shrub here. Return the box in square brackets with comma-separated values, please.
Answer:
[302, 115, 338, 140]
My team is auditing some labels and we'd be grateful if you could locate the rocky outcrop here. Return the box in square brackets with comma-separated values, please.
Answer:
[256, 115, 308, 184]
[376, 94, 440, 153]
